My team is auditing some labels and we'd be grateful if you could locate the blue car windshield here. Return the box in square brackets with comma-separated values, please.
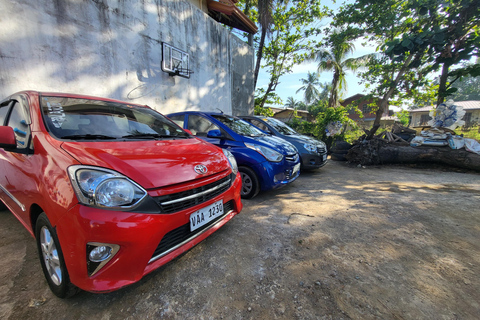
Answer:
[213, 115, 264, 137]
[40, 96, 189, 140]
[264, 117, 297, 135]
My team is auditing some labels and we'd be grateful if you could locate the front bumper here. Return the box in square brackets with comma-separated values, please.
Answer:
[253, 154, 301, 191]
[55, 171, 242, 293]
[300, 151, 328, 170]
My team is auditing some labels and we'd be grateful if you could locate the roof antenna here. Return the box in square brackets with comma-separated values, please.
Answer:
[216, 108, 224, 114]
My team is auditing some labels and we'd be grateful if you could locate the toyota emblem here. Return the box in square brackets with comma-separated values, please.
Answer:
[194, 164, 208, 174]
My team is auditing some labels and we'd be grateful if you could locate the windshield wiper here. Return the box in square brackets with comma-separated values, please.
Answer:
[62, 134, 117, 140]
[121, 133, 188, 139]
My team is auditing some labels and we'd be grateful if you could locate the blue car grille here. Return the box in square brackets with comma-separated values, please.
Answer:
[149, 200, 235, 262]
[285, 153, 299, 162]
[317, 146, 327, 154]
[153, 174, 233, 214]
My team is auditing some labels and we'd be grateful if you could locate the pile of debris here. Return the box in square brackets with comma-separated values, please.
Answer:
[338, 101, 480, 171]
[344, 124, 480, 171]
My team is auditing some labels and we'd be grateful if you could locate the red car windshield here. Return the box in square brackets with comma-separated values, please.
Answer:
[41, 96, 189, 140]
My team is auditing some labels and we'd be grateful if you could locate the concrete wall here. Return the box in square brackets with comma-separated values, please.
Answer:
[0, 0, 254, 116]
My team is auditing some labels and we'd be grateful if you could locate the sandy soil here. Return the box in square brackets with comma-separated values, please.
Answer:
[1, 160, 479, 320]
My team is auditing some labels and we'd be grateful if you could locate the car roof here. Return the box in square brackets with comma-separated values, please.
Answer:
[168, 111, 240, 117]
[2, 90, 149, 108]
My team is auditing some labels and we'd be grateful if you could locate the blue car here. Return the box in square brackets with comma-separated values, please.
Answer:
[167, 112, 301, 199]
[240, 116, 328, 170]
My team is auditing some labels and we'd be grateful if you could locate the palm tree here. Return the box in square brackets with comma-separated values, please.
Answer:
[284, 96, 299, 109]
[253, 0, 274, 89]
[296, 71, 321, 105]
[311, 38, 371, 109]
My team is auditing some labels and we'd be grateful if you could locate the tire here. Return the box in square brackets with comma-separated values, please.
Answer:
[0, 201, 7, 211]
[330, 153, 347, 161]
[239, 166, 260, 199]
[332, 141, 352, 151]
[35, 213, 79, 298]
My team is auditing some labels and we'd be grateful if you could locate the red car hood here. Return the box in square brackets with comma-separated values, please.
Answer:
[61, 138, 229, 189]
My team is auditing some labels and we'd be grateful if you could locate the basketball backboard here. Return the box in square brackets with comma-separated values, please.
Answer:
[162, 43, 192, 79]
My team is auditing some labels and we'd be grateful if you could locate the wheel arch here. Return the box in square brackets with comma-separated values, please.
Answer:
[30, 204, 45, 237]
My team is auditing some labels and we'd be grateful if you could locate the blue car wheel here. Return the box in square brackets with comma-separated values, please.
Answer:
[239, 166, 259, 199]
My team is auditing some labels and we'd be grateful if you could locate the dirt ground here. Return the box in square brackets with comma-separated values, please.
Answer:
[1, 160, 479, 320]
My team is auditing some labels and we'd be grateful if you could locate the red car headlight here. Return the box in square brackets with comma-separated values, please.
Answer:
[68, 165, 147, 209]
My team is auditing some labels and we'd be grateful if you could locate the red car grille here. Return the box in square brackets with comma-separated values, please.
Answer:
[153, 174, 233, 214]
[149, 200, 235, 262]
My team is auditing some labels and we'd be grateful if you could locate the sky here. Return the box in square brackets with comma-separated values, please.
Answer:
[254, 0, 378, 108]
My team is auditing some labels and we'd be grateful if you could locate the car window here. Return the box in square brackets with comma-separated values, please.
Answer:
[41, 96, 189, 140]
[168, 114, 185, 127]
[187, 114, 220, 137]
[264, 118, 297, 135]
[6, 102, 31, 149]
[250, 119, 270, 133]
[0, 101, 12, 126]
[212, 115, 264, 137]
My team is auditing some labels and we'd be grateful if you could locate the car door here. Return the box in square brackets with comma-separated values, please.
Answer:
[184, 114, 240, 149]
[0, 100, 14, 208]
[0, 96, 35, 223]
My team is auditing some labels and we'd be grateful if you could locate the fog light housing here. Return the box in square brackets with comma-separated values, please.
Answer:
[89, 245, 112, 262]
[87, 242, 120, 277]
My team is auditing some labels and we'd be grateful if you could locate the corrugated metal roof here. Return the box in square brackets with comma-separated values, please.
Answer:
[410, 100, 480, 112]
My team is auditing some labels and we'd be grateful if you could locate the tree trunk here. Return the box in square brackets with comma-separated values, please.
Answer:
[346, 140, 480, 171]
[437, 62, 450, 106]
[367, 53, 416, 139]
[259, 82, 275, 108]
[253, 27, 267, 89]
[328, 71, 339, 108]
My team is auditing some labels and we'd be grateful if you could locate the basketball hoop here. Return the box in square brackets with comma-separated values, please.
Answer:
[168, 68, 194, 78]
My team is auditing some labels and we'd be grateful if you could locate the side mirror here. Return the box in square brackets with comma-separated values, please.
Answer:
[207, 129, 223, 138]
[0, 126, 16, 149]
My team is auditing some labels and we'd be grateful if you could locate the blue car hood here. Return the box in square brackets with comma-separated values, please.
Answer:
[242, 134, 297, 155]
[285, 134, 324, 146]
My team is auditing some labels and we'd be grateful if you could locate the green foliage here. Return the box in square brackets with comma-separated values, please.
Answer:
[287, 117, 316, 135]
[254, 88, 282, 106]
[307, 99, 328, 118]
[254, 105, 275, 116]
[343, 126, 363, 144]
[251, 0, 329, 108]
[448, 62, 480, 101]
[314, 106, 355, 141]
[460, 126, 480, 142]
[334, 0, 480, 108]
[396, 109, 411, 126]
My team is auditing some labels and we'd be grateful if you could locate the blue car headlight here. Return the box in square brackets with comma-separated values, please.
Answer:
[304, 143, 317, 153]
[245, 143, 283, 162]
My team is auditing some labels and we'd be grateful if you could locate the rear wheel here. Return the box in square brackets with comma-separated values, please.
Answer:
[239, 166, 260, 199]
[35, 213, 78, 298]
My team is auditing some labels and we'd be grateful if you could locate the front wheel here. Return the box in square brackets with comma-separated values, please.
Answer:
[239, 166, 260, 199]
[35, 213, 78, 298]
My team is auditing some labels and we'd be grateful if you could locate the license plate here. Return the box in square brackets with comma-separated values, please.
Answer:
[190, 199, 224, 231]
[293, 163, 300, 175]
[323, 154, 327, 161]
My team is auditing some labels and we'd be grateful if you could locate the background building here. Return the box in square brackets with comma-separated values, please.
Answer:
[409, 101, 480, 129]
[0, 0, 256, 115]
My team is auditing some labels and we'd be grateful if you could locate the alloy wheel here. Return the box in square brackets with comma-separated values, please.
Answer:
[40, 226, 63, 286]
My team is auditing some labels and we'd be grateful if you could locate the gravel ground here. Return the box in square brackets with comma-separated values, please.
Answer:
[1, 160, 479, 320]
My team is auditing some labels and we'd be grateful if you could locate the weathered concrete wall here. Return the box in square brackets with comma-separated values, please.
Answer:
[0, 0, 254, 115]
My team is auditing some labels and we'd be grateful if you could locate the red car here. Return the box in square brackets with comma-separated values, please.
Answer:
[0, 91, 242, 298]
